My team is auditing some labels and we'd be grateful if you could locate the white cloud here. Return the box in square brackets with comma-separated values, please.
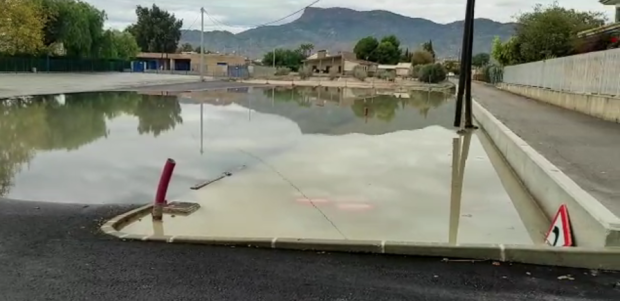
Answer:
[85, 0, 617, 33]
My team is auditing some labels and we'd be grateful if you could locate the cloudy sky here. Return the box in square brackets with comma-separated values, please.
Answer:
[88, 0, 617, 33]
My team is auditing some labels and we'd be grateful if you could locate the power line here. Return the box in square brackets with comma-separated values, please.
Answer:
[256, 0, 320, 27]
[202, 0, 321, 30]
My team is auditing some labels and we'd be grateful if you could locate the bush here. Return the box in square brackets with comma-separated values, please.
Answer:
[418, 63, 447, 83]
[480, 64, 503, 83]
[411, 50, 434, 66]
[377, 70, 395, 81]
[274, 67, 291, 76]
[411, 65, 423, 78]
[298, 66, 313, 79]
[352, 66, 367, 81]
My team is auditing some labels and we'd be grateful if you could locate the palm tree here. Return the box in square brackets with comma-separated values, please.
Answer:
[299, 43, 314, 57]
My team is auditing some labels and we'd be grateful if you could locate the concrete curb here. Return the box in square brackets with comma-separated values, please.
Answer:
[101, 204, 620, 270]
[472, 100, 620, 247]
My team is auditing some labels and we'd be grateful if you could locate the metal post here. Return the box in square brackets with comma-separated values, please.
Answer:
[453, 0, 475, 128]
[464, 0, 476, 128]
[200, 103, 204, 154]
[200, 7, 205, 82]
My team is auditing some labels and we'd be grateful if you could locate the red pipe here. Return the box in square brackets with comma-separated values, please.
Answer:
[155, 158, 176, 205]
[152, 158, 176, 220]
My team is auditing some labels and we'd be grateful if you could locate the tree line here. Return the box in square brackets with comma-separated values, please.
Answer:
[1, 1, 184, 60]
[491, 2, 614, 66]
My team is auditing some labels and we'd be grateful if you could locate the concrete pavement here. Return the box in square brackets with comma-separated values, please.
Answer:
[0, 73, 207, 98]
[472, 82, 620, 217]
[1, 198, 619, 300]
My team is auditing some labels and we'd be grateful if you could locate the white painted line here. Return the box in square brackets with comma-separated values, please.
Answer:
[271, 237, 278, 248]
[499, 244, 506, 262]
[381, 240, 386, 254]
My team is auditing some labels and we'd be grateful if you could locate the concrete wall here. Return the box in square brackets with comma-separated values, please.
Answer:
[473, 100, 620, 247]
[189, 54, 246, 76]
[503, 48, 620, 96]
[498, 83, 620, 123]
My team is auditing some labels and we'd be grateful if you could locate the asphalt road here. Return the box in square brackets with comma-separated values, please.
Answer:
[0, 198, 619, 301]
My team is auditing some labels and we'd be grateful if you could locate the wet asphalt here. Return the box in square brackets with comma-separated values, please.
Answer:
[1, 198, 619, 301]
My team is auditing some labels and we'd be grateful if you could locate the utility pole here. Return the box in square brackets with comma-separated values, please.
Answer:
[453, 0, 475, 128]
[463, 0, 476, 128]
[200, 7, 205, 82]
[272, 48, 276, 69]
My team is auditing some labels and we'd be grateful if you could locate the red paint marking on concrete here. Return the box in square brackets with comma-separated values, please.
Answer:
[337, 203, 373, 211]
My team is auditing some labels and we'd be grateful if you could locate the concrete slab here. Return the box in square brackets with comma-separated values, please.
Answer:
[0, 73, 206, 98]
[119, 125, 547, 246]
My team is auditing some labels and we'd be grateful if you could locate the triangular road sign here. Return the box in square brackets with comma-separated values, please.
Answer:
[545, 204, 573, 247]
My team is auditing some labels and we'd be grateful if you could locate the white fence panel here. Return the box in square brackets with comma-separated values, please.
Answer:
[503, 48, 620, 96]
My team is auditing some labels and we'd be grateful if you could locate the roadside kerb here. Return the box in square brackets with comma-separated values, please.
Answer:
[472, 99, 620, 247]
[101, 204, 620, 270]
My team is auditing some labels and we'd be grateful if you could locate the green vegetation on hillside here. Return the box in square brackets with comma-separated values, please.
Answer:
[180, 7, 514, 59]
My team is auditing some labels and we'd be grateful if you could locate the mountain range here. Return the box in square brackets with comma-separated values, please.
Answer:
[180, 7, 515, 59]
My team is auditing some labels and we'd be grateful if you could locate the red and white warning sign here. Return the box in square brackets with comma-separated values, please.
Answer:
[545, 204, 573, 247]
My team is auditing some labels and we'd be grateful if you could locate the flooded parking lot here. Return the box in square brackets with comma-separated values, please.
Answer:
[1, 86, 549, 244]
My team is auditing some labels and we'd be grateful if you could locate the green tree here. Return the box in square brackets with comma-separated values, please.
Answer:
[491, 36, 523, 66]
[418, 63, 447, 83]
[411, 50, 434, 66]
[421, 40, 436, 61]
[97, 29, 140, 60]
[494, 2, 606, 65]
[178, 43, 194, 52]
[128, 4, 183, 53]
[374, 41, 400, 64]
[299, 43, 314, 57]
[39, 0, 106, 57]
[401, 48, 411, 62]
[0, 0, 47, 55]
[262, 48, 305, 71]
[353, 36, 379, 61]
[381, 35, 401, 49]
[471, 53, 490, 67]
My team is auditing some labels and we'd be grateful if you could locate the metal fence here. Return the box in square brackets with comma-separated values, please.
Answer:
[0, 56, 131, 72]
[503, 48, 620, 96]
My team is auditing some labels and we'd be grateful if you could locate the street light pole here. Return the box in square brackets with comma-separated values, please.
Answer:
[453, 0, 476, 128]
[200, 7, 205, 82]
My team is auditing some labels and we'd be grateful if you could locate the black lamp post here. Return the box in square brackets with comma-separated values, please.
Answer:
[453, 0, 476, 128]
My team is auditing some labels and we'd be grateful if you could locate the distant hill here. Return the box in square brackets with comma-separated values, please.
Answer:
[180, 7, 515, 59]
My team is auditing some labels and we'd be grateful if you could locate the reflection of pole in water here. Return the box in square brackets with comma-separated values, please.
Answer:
[272, 87, 275, 106]
[200, 103, 204, 154]
[448, 130, 472, 245]
[248, 94, 252, 121]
